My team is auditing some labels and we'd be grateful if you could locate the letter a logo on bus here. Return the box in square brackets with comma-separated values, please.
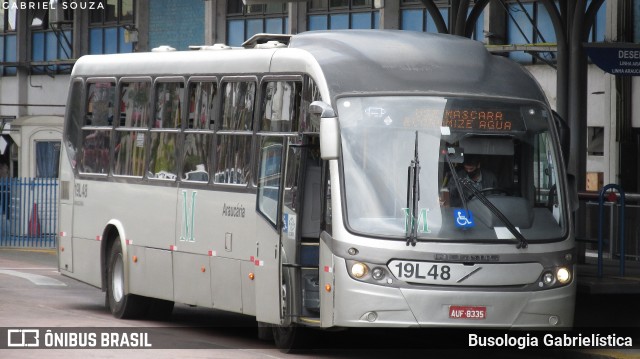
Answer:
[181, 190, 197, 242]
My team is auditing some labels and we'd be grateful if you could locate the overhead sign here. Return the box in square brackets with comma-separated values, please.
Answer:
[585, 43, 640, 76]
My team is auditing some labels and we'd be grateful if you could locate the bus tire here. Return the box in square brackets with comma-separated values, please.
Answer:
[272, 323, 301, 352]
[257, 322, 273, 341]
[146, 298, 174, 321]
[106, 238, 147, 319]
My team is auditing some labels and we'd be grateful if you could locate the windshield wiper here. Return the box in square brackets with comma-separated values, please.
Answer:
[443, 149, 527, 249]
[405, 131, 420, 246]
[458, 179, 528, 249]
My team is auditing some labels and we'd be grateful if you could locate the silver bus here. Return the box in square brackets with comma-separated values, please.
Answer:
[58, 30, 576, 349]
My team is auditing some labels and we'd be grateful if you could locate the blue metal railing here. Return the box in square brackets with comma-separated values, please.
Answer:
[597, 183, 626, 278]
[0, 177, 58, 248]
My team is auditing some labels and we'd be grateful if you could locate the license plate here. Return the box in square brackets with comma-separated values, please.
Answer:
[449, 305, 486, 320]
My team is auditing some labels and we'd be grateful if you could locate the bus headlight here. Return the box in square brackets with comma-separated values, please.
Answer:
[351, 262, 369, 278]
[542, 272, 555, 286]
[556, 267, 571, 284]
[371, 267, 385, 280]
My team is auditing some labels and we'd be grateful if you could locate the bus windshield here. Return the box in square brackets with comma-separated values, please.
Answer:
[338, 96, 567, 243]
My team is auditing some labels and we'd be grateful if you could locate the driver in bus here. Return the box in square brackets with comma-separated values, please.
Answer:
[446, 154, 498, 207]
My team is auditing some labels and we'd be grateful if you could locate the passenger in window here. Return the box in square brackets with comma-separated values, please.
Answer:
[447, 154, 498, 207]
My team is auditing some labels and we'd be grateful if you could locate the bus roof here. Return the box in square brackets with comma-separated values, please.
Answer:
[71, 30, 546, 104]
[286, 30, 547, 103]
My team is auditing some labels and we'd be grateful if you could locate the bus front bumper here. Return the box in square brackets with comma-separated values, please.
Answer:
[331, 258, 576, 328]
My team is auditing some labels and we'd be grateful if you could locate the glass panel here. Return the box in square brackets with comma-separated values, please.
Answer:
[120, 81, 151, 128]
[121, 0, 134, 21]
[90, 0, 105, 23]
[330, 0, 348, 8]
[214, 134, 252, 184]
[337, 96, 565, 242]
[119, 27, 133, 53]
[60, 30, 72, 59]
[352, 0, 371, 7]
[537, 5, 556, 44]
[188, 81, 217, 130]
[300, 77, 322, 133]
[89, 28, 103, 54]
[0, 5, 4, 32]
[246, 19, 263, 39]
[79, 129, 111, 174]
[45, 31, 57, 61]
[222, 81, 255, 131]
[104, 27, 118, 54]
[148, 131, 178, 180]
[257, 136, 283, 225]
[36, 142, 61, 178]
[183, 132, 211, 182]
[106, 0, 118, 22]
[154, 81, 184, 129]
[426, 8, 448, 33]
[351, 12, 371, 29]
[402, 9, 423, 31]
[507, 3, 533, 63]
[113, 130, 146, 177]
[330, 13, 349, 29]
[308, 15, 328, 31]
[64, 81, 84, 169]
[227, 0, 244, 14]
[260, 81, 301, 132]
[309, 0, 328, 10]
[7, 0, 16, 31]
[86, 81, 116, 126]
[227, 20, 245, 47]
[265, 18, 283, 34]
[32, 32, 45, 61]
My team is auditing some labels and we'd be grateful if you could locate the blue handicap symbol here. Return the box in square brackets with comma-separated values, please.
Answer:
[282, 213, 289, 232]
[453, 209, 475, 229]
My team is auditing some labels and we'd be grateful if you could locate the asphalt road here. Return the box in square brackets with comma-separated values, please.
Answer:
[0, 248, 638, 359]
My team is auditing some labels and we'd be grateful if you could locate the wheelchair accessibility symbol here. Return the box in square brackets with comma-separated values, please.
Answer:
[454, 209, 475, 228]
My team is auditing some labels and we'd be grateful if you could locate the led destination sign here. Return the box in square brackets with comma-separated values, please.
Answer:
[442, 109, 513, 131]
[402, 106, 526, 132]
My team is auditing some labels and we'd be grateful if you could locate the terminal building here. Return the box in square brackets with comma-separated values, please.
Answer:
[0, 1, 639, 260]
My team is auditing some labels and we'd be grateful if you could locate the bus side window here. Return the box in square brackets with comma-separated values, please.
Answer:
[79, 80, 115, 175]
[215, 81, 255, 185]
[113, 80, 151, 177]
[183, 81, 216, 183]
[261, 81, 302, 132]
[64, 80, 84, 169]
[148, 80, 184, 181]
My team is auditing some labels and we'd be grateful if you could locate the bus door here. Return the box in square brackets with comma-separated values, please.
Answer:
[255, 136, 286, 325]
[255, 135, 321, 325]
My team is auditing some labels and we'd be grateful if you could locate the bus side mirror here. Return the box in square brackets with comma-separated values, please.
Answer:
[311, 101, 340, 160]
[552, 110, 570, 167]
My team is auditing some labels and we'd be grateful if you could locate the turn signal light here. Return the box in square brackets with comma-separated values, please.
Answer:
[249, 272, 255, 280]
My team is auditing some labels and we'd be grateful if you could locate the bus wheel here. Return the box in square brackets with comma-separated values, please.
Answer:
[106, 238, 146, 319]
[147, 298, 174, 320]
[272, 323, 301, 352]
